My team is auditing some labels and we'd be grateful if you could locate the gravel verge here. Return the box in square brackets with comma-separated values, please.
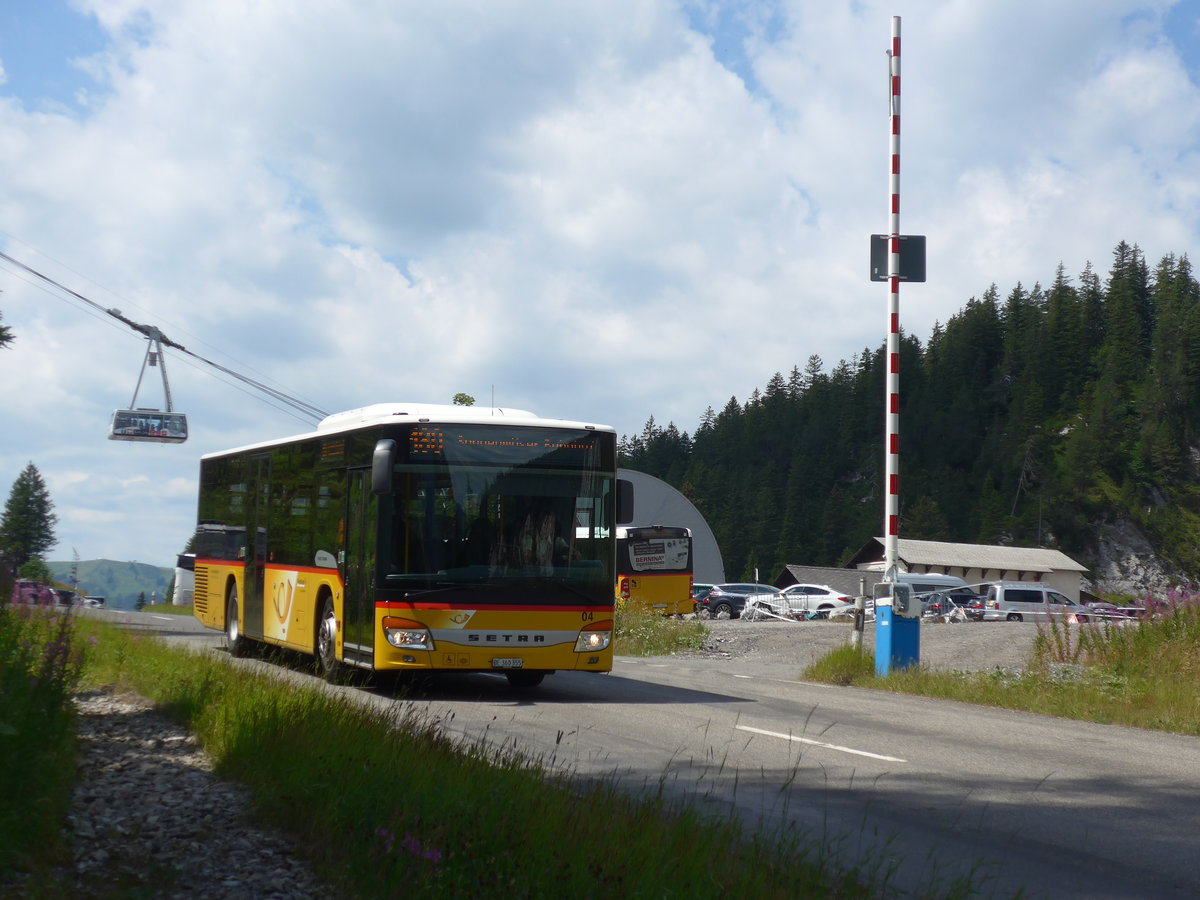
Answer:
[0, 686, 338, 899]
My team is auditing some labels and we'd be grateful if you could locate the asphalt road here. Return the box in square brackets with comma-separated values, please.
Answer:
[88, 608, 1200, 899]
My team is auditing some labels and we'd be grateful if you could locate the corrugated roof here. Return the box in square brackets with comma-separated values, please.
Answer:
[889, 539, 1086, 573]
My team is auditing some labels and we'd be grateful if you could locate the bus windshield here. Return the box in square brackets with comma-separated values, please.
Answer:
[379, 425, 614, 598]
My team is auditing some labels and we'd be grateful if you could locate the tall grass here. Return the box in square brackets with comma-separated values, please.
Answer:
[801, 643, 875, 685]
[0, 586, 85, 875]
[68, 618, 950, 899]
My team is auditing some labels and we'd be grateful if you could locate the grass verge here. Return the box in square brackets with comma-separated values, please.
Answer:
[4, 607, 970, 898]
[139, 603, 195, 615]
[802, 606, 1200, 735]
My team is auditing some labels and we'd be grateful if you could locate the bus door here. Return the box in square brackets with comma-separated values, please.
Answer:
[243, 454, 270, 639]
[342, 468, 378, 667]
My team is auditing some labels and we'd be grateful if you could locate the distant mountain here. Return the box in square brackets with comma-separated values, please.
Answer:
[47, 559, 174, 610]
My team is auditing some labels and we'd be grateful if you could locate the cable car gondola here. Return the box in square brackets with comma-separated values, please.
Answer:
[109, 408, 189, 443]
[109, 329, 188, 444]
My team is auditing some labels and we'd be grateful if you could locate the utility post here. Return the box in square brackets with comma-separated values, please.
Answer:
[850, 576, 867, 651]
[870, 15, 926, 676]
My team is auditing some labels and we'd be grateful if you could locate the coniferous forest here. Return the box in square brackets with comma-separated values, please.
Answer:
[618, 241, 1200, 584]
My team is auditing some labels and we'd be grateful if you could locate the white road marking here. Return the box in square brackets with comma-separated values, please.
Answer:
[736, 725, 907, 762]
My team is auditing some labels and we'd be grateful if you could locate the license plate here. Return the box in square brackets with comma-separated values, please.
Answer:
[491, 658, 524, 669]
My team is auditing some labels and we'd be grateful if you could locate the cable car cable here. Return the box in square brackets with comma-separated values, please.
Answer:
[0, 249, 329, 422]
[2, 263, 307, 423]
[0, 230, 310, 408]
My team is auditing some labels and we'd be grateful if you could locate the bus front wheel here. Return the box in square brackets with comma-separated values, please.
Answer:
[226, 584, 249, 658]
[317, 597, 345, 682]
[506, 670, 546, 689]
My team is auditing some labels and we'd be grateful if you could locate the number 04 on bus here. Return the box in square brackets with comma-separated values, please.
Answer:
[190, 403, 634, 688]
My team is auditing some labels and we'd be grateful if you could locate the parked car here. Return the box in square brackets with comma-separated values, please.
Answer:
[924, 587, 984, 617]
[886, 573, 972, 613]
[694, 583, 782, 619]
[773, 583, 855, 618]
[1084, 601, 1145, 622]
[691, 582, 714, 599]
[964, 596, 988, 621]
[12, 581, 56, 604]
[977, 583, 1092, 622]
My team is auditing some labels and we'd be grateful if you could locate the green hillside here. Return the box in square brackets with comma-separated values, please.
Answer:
[46, 558, 174, 610]
[619, 241, 1200, 587]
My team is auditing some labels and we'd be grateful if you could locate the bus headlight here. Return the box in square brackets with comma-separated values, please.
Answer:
[383, 616, 433, 650]
[574, 620, 612, 653]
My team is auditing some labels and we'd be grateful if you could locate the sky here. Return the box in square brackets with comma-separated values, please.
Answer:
[1, 0, 1199, 573]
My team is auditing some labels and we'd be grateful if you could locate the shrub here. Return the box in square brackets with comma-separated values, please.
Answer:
[613, 602, 706, 656]
[0, 589, 85, 874]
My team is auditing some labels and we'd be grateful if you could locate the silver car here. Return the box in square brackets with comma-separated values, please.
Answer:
[979, 583, 1092, 622]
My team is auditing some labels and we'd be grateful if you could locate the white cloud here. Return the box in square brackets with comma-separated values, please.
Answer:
[1, 0, 1198, 566]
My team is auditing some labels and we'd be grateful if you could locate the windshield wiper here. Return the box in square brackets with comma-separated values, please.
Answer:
[398, 584, 479, 599]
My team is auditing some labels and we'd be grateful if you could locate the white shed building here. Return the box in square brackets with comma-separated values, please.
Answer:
[843, 538, 1089, 602]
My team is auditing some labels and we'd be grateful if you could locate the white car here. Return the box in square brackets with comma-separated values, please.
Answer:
[773, 583, 856, 618]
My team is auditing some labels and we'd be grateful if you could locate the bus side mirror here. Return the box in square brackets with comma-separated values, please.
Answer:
[616, 478, 635, 525]
[372, 440, 396, 495]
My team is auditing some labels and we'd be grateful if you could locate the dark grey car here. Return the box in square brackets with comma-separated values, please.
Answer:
[694, 583, 782, 619]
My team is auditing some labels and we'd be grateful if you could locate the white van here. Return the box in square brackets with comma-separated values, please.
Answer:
[979, 582, 1091, 622]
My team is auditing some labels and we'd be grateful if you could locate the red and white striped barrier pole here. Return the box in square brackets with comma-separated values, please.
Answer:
[884, 15, 902, 584]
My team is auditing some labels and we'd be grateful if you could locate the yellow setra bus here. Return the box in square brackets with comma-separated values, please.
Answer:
[615, 525, 693, 616]
[191, 403, 631, 688]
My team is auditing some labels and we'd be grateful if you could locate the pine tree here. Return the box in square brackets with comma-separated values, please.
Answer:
[1136, 253, 1198, 482]
[787, 366, 804, 399]
[903, 496, 951, 541]
[1044, 263, 1085, 412]
[0, 463, 58, 574]
[1101, 241, 1152, 389]
[1078, 261, 1105, 360]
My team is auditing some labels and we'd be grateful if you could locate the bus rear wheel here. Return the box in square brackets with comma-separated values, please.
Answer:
[226, 584, 249, 658]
